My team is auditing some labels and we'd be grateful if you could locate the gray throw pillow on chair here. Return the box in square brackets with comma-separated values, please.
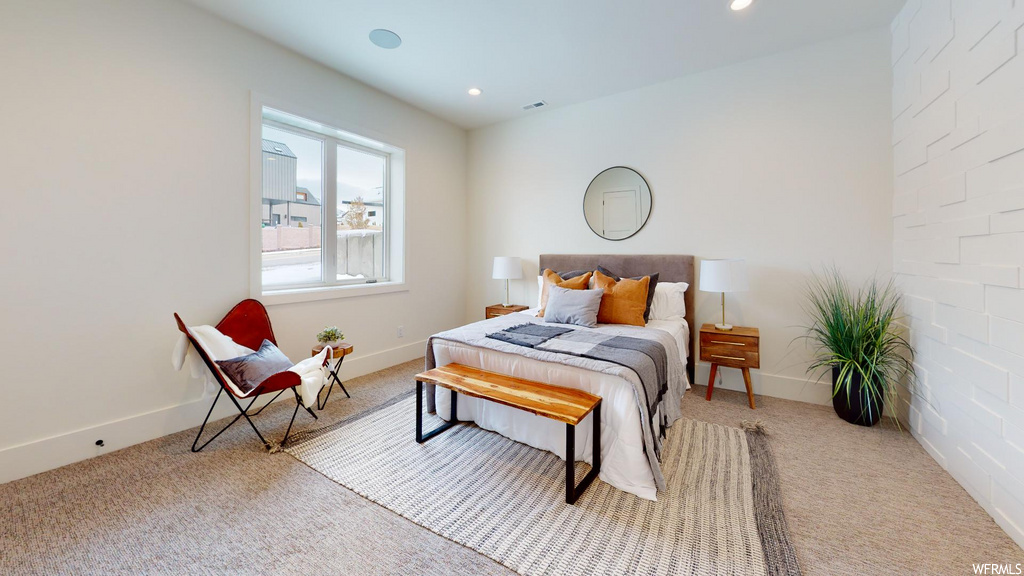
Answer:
[216, 339, 294, 394]
[543, 286, 604, 328]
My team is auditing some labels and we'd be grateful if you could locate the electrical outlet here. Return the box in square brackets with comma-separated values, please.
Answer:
[397, 325, 405, 338]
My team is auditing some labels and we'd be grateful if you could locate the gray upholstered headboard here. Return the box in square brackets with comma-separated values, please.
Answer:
[538, 254, 696, 382]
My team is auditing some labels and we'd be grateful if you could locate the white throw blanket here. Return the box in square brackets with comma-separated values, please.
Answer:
[172, 325, 329, 409]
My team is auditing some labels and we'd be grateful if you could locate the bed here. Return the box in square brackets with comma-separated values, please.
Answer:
[427, 254, 695, 501]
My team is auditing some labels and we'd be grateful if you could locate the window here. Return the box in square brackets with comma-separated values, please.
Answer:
[336, 144, 385, 281]
[253, 104, 405, 300]
[261, 124, 323, 286]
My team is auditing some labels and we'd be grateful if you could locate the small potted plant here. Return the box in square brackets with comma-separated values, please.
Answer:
[800, 267, 915, 427]
[317, 326, 344, 347]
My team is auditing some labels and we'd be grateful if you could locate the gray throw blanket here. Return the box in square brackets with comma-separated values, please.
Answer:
[487, 323, 669, 420]
[424, 314, 686, 492]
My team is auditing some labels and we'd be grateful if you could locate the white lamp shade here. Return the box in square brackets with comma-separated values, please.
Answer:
[699, 259, 749, 293]
[492, 257, 523, 280]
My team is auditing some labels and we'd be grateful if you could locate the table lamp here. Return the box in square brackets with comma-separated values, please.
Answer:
[492, 256, 523, 307]
[699, 258, 749, 331]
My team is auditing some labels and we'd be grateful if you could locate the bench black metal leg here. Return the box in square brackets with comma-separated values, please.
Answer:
[416, 380, 458, 443]
[565, 400, 602, 505]
[566, 423, 575, 502]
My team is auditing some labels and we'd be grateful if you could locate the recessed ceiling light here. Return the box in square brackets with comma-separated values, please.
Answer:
[468, 88, 482, 96]
[369, 29, 402, 49]
[730, 0, 753, 10]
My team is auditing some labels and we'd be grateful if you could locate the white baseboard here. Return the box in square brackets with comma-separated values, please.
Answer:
[0, 339, 426, 485]
[693, 362, 832, 406]
[335, 339, 426, 381]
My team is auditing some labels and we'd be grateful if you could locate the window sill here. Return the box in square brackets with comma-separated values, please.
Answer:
[260, 281, 407, 306]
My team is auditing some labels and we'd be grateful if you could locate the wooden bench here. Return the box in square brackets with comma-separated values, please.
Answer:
[415, 363, 602, 505]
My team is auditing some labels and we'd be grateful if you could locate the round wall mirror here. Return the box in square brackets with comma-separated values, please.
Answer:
[583, 166, 652, 241]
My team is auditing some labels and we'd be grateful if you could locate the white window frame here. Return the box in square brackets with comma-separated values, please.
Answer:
[250, 93, 406, 305]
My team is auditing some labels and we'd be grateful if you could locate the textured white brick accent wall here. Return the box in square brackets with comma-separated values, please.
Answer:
[892, 0, 1024, 548]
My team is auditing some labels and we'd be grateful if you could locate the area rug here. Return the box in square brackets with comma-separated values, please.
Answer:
[286, 393, 800, 576]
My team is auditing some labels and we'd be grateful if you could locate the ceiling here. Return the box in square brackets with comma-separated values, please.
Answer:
[187, 0, 905, 129]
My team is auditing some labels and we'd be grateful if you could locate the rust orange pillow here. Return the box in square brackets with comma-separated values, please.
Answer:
[594, 270, 650, 326]
[538, 269, 592, 317]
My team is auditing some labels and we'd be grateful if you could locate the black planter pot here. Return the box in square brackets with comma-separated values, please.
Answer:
[831, 366, 883, 427]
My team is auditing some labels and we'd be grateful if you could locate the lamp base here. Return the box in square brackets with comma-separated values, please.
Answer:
[714, 323, 734, 331]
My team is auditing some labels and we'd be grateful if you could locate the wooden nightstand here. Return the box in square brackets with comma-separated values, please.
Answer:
[699, 323, 760, 409]
[486, 304, 529, 319]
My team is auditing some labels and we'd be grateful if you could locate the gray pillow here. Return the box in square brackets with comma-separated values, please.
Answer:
[557, 269, 592, 281]
[216, 339, 294, 394]
[544, 286, 604, 328]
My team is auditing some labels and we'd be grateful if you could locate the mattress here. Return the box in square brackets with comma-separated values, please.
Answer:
[430, 312, 690, 500]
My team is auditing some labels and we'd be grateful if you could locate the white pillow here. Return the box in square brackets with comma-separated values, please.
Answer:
[649, 281, 689, 320]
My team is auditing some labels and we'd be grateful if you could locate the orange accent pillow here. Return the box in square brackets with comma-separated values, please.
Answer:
[594, 270, 650, 326]
[538, 269, 592, 317]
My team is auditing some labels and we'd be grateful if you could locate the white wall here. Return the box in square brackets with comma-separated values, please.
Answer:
[467, 29, 895, 405]
[0, 0, 467, 482]
[891, 0, 1024, 548]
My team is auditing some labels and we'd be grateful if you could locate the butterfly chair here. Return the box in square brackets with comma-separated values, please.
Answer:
[174, 299, 323, 452]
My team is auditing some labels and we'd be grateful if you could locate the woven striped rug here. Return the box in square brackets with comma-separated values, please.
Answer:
[286, 394, 800, 576]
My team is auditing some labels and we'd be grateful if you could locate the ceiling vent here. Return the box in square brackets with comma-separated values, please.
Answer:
[522, 100, 547, 111]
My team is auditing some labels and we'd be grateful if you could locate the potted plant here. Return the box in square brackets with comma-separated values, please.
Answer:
[800, 268, 915, 427]
[317, 326, 344, 347]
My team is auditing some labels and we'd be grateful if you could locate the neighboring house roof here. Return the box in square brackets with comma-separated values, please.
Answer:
[293, 187, 320, 206]
[262, 139, 296, 158]
[340, 198, 383, 207]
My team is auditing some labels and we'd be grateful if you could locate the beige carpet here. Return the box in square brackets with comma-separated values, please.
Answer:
[1, 359, 1021, 575]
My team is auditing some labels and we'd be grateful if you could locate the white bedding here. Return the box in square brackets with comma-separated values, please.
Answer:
[646, 318, 691, 388]
[431, 312, 690, 501]
[518, 308, 690, 388]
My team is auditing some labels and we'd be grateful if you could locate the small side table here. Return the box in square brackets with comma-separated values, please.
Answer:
[312, 342, 353, 409]
[486, 304, 528, 319]
[699, 324, 760, 409]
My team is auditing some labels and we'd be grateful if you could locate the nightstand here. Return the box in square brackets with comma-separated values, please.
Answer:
[699, 323, 760, 409]
[486, 304, 528, 319]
